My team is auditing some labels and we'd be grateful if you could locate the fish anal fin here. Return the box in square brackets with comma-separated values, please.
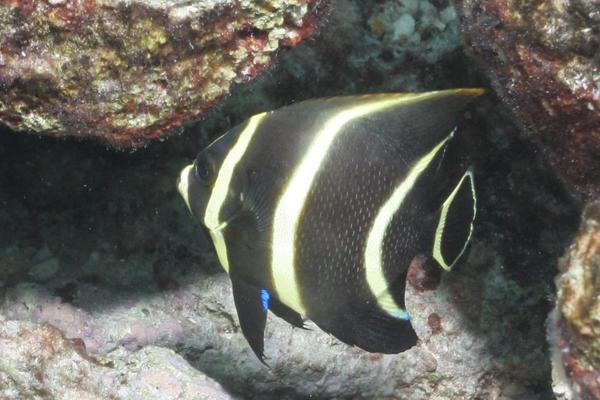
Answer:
[269, 297, 307, 330]
[432, 168, 476, 271]
[230, 277, 269, 365]
[311, 305, 418, 354]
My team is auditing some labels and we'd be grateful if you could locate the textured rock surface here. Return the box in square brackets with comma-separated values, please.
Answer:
[458, 0, 600, 203]
[0, 246, 554, 399]
[367, 0, 460, 64]
[266, 0, 465, 99]
[549, 202, 600, 400]
[0, 0, 581, 398]
[0, 319, 233, 400]
[0, 0, 326, 148]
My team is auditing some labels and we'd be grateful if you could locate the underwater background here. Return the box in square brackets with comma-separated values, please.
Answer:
[1, 0, 597, 399]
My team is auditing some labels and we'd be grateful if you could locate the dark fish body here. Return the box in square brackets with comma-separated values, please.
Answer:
[178, 89, 483, 362]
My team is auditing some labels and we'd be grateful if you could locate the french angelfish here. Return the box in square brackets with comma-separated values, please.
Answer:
[178, 88, 483, 363]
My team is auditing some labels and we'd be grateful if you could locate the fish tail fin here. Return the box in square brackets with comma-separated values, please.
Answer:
[430, 167, 476, 271]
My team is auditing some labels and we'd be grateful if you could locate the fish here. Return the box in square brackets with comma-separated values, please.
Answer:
[177, 88, 483, 363]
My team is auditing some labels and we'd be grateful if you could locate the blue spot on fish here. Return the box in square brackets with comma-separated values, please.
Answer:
[260, 289, 270, 311]
[391, 309, 410, 321]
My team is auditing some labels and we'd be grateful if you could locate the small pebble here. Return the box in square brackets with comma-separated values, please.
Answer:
[29, 257, 60, 281]
[440, 6, 457, 24]
[31, 244, 52, 265]
[392, 14, 416, 40]
[428, 313, 443, 335]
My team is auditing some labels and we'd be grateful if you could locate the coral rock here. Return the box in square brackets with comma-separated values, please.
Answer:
[0, 319, 233, 400]
[0, 0, 326, 148]
[0, 251, 550, 399]
[458, 0, 600, 203]
[549, 202, 600, 400]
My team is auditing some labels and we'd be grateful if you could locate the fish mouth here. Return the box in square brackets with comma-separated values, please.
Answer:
[178, 164, 193, 213]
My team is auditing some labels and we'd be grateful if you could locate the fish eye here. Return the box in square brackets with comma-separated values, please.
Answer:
[194, 158, 212, 182]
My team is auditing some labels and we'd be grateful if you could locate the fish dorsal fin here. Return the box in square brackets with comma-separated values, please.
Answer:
[432, 168, 476, 270]
[355, 88, 484, 157]
[277, 89, 483, 145]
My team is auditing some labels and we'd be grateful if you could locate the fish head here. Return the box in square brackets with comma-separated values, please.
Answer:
[177, 128, 247, 231]
[177, 151, 215, 221]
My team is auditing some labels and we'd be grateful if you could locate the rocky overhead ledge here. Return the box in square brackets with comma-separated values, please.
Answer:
[458, 0, 600, 203]
[0, 0, 327, 148]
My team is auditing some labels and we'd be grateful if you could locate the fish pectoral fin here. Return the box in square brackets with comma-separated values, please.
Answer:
[230, 277, 269, 365]
[241, 168, 277, 234]
[269, 297, 308, 330]
[432, 168, 476, 271]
